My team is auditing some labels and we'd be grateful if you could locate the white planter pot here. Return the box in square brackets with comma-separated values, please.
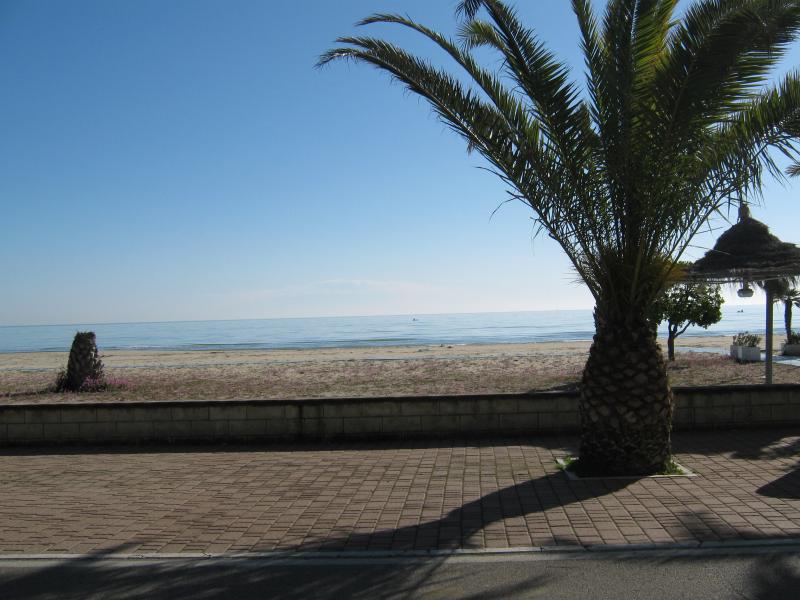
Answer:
[731, 345, 761, 362]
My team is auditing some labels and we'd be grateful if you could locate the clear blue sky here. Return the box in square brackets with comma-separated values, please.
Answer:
[2, 0, 799, 326]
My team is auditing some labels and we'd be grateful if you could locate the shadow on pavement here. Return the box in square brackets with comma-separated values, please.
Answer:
[757, 466, 800, 499]
[1, 424, 795, 459]
[305, 469, 631, 551]
[670, 428, 800, 460]
[0, 550, 551, 600]
[656, 551, 800, 600]
[747, 553, 800, 599]
[0, 435, 573, 457]
[4, 547, 800, 599]
[4, 431, 800, 598]
[0, 467, 616, 599]
[670, 428, 800, 504]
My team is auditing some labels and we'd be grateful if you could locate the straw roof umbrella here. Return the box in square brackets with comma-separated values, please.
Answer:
[687, 205, 800, 383]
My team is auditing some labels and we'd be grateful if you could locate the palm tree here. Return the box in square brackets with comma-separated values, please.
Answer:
[781, 288, 800, 342]
[759, 278, 800, 342]
[776, 281, 800, 342]
[320, 0, 800, 475]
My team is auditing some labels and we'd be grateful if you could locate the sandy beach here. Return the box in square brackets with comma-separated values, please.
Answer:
[1, 335, 797, 405]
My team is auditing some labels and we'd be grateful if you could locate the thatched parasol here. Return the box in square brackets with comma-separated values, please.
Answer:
[689, 205, 800, 283]
[688, 205, 800, 383]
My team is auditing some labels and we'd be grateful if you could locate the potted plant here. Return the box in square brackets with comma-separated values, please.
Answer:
[782, 331, 800, 356]
[730, 332, 762, 362]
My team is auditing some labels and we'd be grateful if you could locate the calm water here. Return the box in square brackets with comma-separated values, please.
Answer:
[0, 306, 773, 353]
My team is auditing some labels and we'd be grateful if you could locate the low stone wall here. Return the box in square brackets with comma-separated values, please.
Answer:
[673, 384, 800, 428]
[1, 384, 798, 446]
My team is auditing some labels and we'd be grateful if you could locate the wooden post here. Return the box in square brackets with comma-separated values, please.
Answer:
[766, 288, 774, 385]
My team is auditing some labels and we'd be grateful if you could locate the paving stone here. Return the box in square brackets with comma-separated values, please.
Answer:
[0, 429, 799, 554]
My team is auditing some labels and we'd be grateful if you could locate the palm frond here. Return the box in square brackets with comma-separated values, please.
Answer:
[654, 0, 800, 150]
[454, 1, 592, 165]
[319, 38, 519, 173]
[321, 0, 800, 312]
[355, 13, 540, 155]
[320, 35, 604, 287]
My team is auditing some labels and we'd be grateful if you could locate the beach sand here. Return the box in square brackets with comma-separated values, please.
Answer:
[1, 335, 797, 404]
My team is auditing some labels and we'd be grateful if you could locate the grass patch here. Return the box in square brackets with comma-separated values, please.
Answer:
[557, 456, 690, 478]
[661, 459, 685, 476]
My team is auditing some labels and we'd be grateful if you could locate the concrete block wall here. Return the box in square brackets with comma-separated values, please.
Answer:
[672, 385, 800, 428]
[0, 403, 300, 445]
[0, 384, 798, 446]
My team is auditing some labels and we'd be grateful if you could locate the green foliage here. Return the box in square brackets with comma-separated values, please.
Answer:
[787, 331, 800, 344]
[650, 268, 723, 359]
[320, 0, 800, 323]
[54, 369, 68, 392]
[733, 332, 761, 347]
[321, 0, 800, 472]
[760, 279, 800, 342]
[651, 282, 724, 332]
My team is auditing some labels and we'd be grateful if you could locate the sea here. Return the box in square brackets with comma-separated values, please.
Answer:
[0, 305, 774, 354]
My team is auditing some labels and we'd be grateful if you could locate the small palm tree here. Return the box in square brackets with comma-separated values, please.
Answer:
[782, 289, 800, 342]
[760, 278, 800, 342]
[777, 282, 800, 342]
[321, 0, 800, 474]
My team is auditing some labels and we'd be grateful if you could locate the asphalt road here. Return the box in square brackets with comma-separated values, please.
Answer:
[1, 546, 799, 599]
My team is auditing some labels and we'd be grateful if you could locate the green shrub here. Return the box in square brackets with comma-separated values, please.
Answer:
[56, 331, 105, 392]
[732, 332, 761, 347]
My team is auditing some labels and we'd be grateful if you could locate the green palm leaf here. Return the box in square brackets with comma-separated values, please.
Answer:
[320, 0, 800, 475]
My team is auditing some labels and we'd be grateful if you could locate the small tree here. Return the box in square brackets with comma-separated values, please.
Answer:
[56, 331, 105, 392]
[652, 283, 723, 361]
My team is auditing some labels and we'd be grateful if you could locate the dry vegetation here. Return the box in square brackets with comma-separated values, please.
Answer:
[1, 345, 797, 405]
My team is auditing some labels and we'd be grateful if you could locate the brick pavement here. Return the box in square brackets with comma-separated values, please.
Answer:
[0, 429, 799, 554]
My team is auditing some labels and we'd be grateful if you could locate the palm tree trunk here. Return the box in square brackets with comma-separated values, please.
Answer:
[785, 300, 792, 342]
[579, 309, 672, 476]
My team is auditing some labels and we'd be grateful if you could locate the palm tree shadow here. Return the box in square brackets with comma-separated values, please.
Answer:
[0, 444, 633, 598]
[732, 434, 800, 461]
[670, 428, 800, 461]
[748, 553, 800, 599]
[0, 543, 554, 600]
[757, 466, 800, 499]
[313, 470, 632, 552]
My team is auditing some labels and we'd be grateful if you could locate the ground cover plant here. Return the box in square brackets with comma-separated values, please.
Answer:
[320, 0, 800, 474]
[557, 455, 686, 477]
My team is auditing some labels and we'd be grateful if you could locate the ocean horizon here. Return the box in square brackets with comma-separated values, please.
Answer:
[0, 305, 774, 354]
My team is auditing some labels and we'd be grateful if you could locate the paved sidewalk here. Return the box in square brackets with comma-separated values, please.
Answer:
[1, 429, 799, 555]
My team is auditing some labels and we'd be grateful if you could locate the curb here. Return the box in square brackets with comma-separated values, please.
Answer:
[2, 537, 800, 563]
